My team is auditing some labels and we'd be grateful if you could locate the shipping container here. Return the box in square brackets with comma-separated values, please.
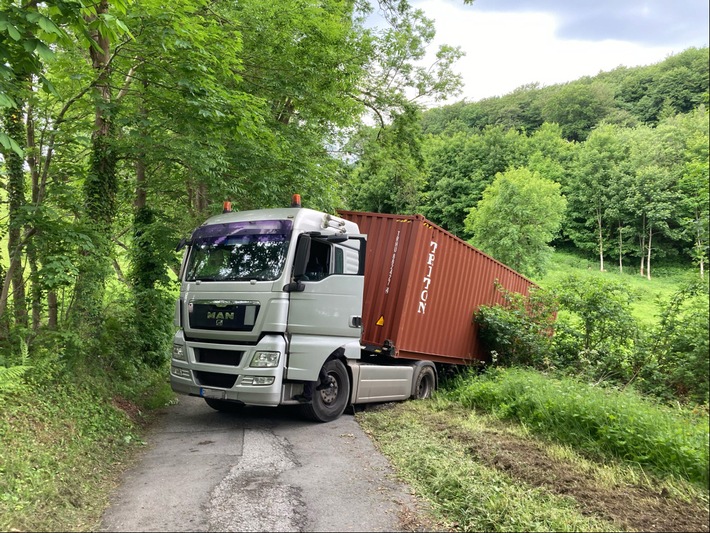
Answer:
[338, 211, 537, 365]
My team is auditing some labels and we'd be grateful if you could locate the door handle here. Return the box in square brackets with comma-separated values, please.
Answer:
[349, 316, 362, 328]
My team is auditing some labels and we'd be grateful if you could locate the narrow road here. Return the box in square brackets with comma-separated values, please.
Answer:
[99, 396, 430, 532]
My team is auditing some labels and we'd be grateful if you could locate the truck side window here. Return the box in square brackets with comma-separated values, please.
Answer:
[304, 240, 330, 281]
[334, 247, 344, 274]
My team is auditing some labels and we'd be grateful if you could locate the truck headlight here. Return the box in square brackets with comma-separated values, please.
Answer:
[172, 344, 187, 361]
[249, 351, 280, 368]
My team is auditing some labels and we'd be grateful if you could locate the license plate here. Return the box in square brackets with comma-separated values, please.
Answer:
[200, 387, 226, 400]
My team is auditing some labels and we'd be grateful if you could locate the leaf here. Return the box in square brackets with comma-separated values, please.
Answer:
[0, 132, 24, 157]
[0, 20, 22, 41]
[36, 14, 64, 36]
[0, 92, 16, 108]
[34, 41, 55, 62]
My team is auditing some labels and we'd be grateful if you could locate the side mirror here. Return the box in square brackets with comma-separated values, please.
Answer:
[176, 238, 188, 252]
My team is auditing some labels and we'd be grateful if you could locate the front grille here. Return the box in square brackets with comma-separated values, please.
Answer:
[195, 348, 244, 366]
[188, 301, 259, 331]
[194, 371, 238, 389]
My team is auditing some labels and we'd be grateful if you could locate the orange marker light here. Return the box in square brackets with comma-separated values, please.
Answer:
[222, 201, 232, 213]
[291, 194, 301, 208]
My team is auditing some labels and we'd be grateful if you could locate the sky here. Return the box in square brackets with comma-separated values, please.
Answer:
[409, 0, 710, 104]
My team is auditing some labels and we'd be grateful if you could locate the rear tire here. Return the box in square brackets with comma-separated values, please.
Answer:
[204, 398, 245, 413]
[300, 359, 350, 422]
[411, 365, 436, 400]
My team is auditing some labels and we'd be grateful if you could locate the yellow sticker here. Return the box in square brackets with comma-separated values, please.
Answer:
[376, 316, 385, 326]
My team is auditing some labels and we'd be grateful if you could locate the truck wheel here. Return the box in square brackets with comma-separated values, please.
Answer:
[411, 365, 436, 400]
[204, 398, 245, 413]
[301, 359, 350, 423]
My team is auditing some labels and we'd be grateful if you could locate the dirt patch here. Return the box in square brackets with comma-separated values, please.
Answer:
[111, 396, 147, 426]
[421, 408, 709, 533]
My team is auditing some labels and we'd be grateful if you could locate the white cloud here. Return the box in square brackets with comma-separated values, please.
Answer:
[413, 1, 705, 104]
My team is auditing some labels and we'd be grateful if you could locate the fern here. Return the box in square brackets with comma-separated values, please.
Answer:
[0, 339, 32, 394]
[0, 365, 31, 393]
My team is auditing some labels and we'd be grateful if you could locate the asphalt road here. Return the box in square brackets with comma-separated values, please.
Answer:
[99, 395, 429, 532]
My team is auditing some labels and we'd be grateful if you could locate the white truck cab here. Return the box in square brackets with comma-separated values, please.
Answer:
[170, 201, 436, 422]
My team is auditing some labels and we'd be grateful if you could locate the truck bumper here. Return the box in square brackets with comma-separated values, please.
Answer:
[170, 331, 287, 407]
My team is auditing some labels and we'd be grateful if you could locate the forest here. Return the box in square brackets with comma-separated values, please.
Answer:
[0, 0, 708, 390]
[0, 0, 707, 396]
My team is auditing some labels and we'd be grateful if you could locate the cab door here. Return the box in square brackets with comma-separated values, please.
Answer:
[285, 234, 365, 381]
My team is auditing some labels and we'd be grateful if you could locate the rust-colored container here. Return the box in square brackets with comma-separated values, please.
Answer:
[338, 211, 536, 365]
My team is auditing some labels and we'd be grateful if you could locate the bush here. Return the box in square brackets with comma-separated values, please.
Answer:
[640, 282, 710, 404]
[552, 275, 642, 384]
[475, 285, 557, 368]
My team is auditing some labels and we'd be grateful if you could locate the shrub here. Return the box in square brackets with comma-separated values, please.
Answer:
[475, 285, 557, 368]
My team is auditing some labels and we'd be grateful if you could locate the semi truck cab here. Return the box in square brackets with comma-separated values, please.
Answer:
[170, 201, 436, 422]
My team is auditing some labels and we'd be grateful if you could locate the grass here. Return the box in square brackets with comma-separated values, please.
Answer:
[537, 250, 703, 326]
[443, 367, 710, 487]
[357, 402, 616, 532]
[358, 397, 710, 533]
[0, 361, 174, 532]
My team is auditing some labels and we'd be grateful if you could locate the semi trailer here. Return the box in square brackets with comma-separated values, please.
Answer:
[170, 196, 535, 422]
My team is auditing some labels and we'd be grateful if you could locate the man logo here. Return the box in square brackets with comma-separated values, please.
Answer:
[207, 311, 234, 321]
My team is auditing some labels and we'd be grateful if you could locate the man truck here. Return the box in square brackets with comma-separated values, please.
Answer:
[170, 196, 535, 422]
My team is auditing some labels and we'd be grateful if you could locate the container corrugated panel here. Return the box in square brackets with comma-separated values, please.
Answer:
[338, 211, 537, 365]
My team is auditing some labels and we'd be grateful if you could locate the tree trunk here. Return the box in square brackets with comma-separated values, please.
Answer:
[638, 215, 646, 277]
[2, 105, 28, 333]
[695, 207, 706, 280]
[48, 290, 58, 329]
[618, 222, 623, 273]
[647, 224, 653, 280]
[27, 106, 43, 331]
[597, 210, 604, 272]
[28, 243, 42, 330]
[71, 0, 117, 330]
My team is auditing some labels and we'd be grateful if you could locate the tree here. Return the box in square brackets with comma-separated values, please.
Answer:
[347, 104, 426, 214]
[565, 124, 630, 272]
[541, 81, 615, 141]
[464, 167, 567, 277]
[554, 275, 639, 384]
[422, 125, 527, 236]
[676, 109, 709, 279]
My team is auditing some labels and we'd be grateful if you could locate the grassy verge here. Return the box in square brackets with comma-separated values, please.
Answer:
[0, 362, 174, 532]
[357, 402, 615, 532]
[444, 368, 709, 487]
[358, 396, 710, 533]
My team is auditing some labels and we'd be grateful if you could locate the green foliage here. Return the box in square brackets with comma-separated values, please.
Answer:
[347, 105, 426, 214]
[475, 285, 557, 369]
[541, 81, 615, 141]
[0, 339, 31, 398]
[476, 264, 709, 410]
[445, 367, 710, 486]
[641, 282, 710, 404]
[0, 346, 172, 532]
[553, 275, 641, 383]
[465, 167, 567, 276]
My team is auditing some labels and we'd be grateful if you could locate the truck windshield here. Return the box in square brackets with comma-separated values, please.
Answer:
[185, 220, 293, 282]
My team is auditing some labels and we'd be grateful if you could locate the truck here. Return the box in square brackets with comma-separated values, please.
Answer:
[170, 196, 535, 422]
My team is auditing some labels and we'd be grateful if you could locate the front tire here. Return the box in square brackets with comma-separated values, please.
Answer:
[300, 359, 350, 422]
